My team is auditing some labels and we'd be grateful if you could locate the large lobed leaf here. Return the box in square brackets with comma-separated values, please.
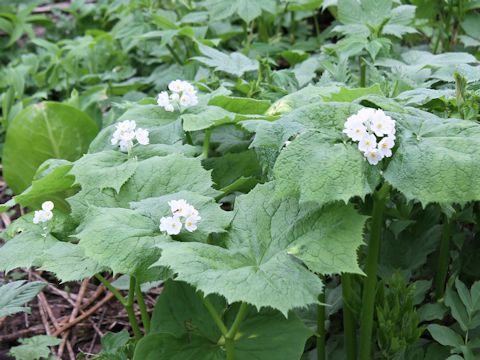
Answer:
[384, 110, 480, 205]
[76, 206, 167, 276]
[69, 153, 220, 221]
[154, 182, 366, 315]
[134, 280, 312, 360]
[254, 100, 480, 206]
[3, 102, 98, 194]
[193, 43, 258, 77]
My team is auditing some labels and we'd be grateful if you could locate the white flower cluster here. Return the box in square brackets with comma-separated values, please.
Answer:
[33, 201, 54, 224]
[157, 80, 198, 112]
[111, 120, 149, 152]
[159, 199, 201, 235]
[343, 108, 396, 165]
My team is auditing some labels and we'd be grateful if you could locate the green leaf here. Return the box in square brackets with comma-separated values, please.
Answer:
[205, 0, 276, 23]
[384, 111, 480, 205]
[70, 151, 138, 193]
[89, 105, 183, 152]
[427, 324, 463, 348]
[181, 105, 235, 132]
[130, 190, 232, 242]
[134, 280, 312, 360]
[265, 85, 341, 116]
[69, 154, 219, 221]
[208, 96, 271, 115]
[323, 84, 384, 102]
[134, 334, 224, 360]
[0, 232, 58, 273]
[13, 160, 76, 213]
[193, 43, 258, 77]
[38, 242, 104, 282]
[9, 335, 62, 360]
[154, 182, 366, 314]
[202, 150, 262, 190]
[3, 102, 98, 194]
[100, 330, 130, 353]
[270, 103, 380, 205]
[150, 280, 225, 339]
[77, 206, 168, 276]
[0, 280, 46, 317]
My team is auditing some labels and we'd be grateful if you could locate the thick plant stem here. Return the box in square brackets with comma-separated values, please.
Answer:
[342, 273, 357, 360]
[201, 296, 228, 336]
[358, 183, 390, 360]
[126, 277, 142, 340]
[317, 291, 326, 360]
[226, 303, 248, 339]
[225, 302, 249, 360]
[135, 282, 151, 334]
[203, 129, 211, 158]
[359, 57, 366, 87]
[226, 338, 236, 360]
[435, 217, 453, 300]
[95, 274, 126, 305]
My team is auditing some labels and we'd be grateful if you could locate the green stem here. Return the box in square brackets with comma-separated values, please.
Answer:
[225, 302, 249, 360]
[201, 296, 228, 336]
[226, 303, 248, 340]
[185, 131, 193, 145]
[166, 43, 184, 65]
[358, 182, 390, 360]
[317, 291, 326, 360]
[135, 282, 151, 334]
[95, 274, 126, 306]
[126, 277, 142, 340]
[359, 57, 366, 87]
[313, 11, 321, 44]
[435, 216, 453, 300]
[202, 129, 211, 158]
[226, 338, 235, 360]
[342, 273, 357, 360]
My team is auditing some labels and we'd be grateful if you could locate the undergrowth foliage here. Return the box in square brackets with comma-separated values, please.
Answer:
[0, 0, 480, 359]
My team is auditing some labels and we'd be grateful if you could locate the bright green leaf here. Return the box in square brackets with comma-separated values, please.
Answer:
[3, 102, 98, 194]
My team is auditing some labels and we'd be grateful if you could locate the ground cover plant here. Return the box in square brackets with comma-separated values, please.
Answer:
[0, 0, 480, 359]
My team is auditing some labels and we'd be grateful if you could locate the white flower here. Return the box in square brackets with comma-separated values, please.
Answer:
[111, 120, 149, 151]
[163, 199, 201, 233]
[157, 91, 170, 107]
[135, 128, 149, 145]
[170, 92, 180, 102]
[159, 216, 182, 235]
[358, 133, 377, 152]
[119, 140, 132, 153]
[180, 92, 198, 107]
[33, 201, 54, 224]
[364, 149, 384, 165]
[42, 201, 54, 211]
[343, 119, 368, 142]
[184, 214, 201, 232]
[356, 108, 377, 123]
[117, 120, 136, 133]
[168, 199, 190, 217]
[168, 80, 186, 93]
[184, 205, 199, 218]
[370, 110, 395, 137]
[378, 136, 395, 157]
[157, 80, 198, 112]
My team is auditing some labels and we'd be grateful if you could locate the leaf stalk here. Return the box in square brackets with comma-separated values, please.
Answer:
[342, 273, 357, 360]
[358, 182, 390, 360]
